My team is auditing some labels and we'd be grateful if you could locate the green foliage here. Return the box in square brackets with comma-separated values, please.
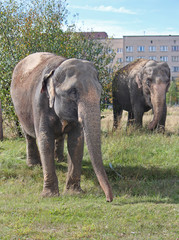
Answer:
[166, 80, 179, 105]
[0, 0, 115, 134]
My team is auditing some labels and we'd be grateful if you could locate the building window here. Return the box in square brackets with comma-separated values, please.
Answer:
[137, 46, 145, 52]
[137, 56, 145, 59]
[173, 66, 179, 72]
[149, 56, 156, 60]
[126, 56, 133, 62]
[160, 46, 168, 52]
[117, 58, 123, 63]
[172, 46, 179, 51]
[149, 46, 156, 52]
[160, 56, 168, 62]
[172, 56, 179, 62]
[126, 46, 133, 52]
[117, 48, 123, 53]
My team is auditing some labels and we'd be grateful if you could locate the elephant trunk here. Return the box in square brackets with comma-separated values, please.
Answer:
[78, 100, 113, 202]
[148, 84, 166, 130]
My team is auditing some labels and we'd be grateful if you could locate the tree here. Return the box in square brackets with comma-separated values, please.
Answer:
[166, 80, 179, 105]
[0, 0, 115, 136]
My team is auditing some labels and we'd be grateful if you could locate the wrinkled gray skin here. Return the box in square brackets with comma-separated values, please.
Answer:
[112, 59, 170, 130]
[11, 52, 113, 202]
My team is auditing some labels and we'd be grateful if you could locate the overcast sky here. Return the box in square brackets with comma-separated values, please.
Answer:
[66, 0, 179, 38]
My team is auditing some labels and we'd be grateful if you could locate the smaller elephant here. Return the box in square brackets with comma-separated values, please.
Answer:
[112, 59, 170, 130]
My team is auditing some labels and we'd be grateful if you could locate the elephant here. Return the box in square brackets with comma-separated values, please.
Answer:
[112, 59, 170, 131]
[11, 52, 113, 202]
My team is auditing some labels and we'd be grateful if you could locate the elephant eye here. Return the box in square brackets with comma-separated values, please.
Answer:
[146, 78, 151, 87]
[67, 88, 78, 101]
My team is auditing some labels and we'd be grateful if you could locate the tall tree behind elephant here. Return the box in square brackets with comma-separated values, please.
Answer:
[0, 100, 3, 141]
[11, 52, 113, 202]
[112, 59, 170, 131]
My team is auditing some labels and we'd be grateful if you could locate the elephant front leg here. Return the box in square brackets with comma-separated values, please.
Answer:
[37, 131, 59, 197]
[65, 124, 84, 194]
[133, 104, 144, 128]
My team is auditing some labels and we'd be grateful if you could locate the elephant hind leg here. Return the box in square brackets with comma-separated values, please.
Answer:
[24, 132, 41, 167]
[55, 135, 65, 162]
[127, 111, 135, 127]
[113, 102, 123, 130]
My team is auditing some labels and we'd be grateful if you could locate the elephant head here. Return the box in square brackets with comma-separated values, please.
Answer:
[136, 60, 170, 130]
[41, 59, 113, 202]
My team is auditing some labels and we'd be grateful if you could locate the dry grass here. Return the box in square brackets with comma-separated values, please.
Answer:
[101, 106, 179, 134]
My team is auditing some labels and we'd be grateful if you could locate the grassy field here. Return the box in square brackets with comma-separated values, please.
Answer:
[0, 107, 179, 239]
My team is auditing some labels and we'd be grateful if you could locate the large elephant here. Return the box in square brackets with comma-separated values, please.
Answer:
[11, 52, 113, 202]
[112, 59, 170, 130]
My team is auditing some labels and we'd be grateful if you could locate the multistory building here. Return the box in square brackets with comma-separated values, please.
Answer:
[109, 35, 179, 80]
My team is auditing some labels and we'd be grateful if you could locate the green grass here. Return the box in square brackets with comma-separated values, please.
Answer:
[0, 130, 179, 239]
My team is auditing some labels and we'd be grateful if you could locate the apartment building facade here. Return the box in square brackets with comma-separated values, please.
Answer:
[109, 35, 179, 80]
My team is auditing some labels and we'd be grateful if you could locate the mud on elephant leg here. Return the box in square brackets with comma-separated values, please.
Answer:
[24, 132, 41, 167]
[55, 135, 65, 162]
[65, 124, 84, 194]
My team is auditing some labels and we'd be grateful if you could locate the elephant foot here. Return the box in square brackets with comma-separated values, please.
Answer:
[41, 188, 59, 197]
[26, 157, 41, 167]
[27, 161, 41, 167]
[64, 186, 84, 195]
[56, 156, 65, 163]
[156, 124, 165, 133]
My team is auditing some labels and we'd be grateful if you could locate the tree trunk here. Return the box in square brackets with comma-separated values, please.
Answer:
[0, 100, 3, 141]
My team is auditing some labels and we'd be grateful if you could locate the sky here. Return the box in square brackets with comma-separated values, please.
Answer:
[66, 0, 179, 38]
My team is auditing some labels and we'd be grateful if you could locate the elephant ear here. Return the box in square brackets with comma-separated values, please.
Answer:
[41, 69, 55, 108]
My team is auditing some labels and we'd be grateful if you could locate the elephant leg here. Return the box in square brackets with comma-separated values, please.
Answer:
[55, 135, 65, 162]
[37, 130, 59, 197]
[24, 132, 41, 167]
[65, 124, 84, 193]
[127, 111, 134, 127]
[113, 101, 123, 130]
[133, 105, 143, 128]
